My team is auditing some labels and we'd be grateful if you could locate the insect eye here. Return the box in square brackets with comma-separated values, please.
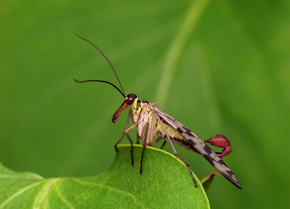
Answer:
[126, 97, 135, 105]
[126, 94, 137, 105]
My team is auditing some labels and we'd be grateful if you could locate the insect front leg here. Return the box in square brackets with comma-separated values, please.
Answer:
[204, 134, 232, 158]
[114, 110, 137, 166]
[156, 117, 198, 187]
[114, 110, 131, 151]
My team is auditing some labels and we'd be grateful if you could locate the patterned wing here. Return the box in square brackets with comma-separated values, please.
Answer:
[146, 102, 242, 189]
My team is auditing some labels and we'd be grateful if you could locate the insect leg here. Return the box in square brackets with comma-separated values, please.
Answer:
[152, 137, 167, 149]
[114, 111, 131, 152]
[114, 110, 137, 166]
[140, 139, 147, 175]
[156, 117, 198, 187]
[159, 140, 167, 149]
[125, 131, 136, 166]
[152, 136, 162, 146]
[136, 135, 140, 144]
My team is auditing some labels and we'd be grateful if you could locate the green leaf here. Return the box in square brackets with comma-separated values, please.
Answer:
[201, 173, 220, 193]
[0, 145, 209, 209]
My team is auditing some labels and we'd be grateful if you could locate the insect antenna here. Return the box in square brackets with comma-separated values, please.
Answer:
[74, 79, 125, 98]
[73, 31, 126, 96]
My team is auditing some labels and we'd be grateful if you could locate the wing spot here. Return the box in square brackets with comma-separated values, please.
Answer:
[176, 127, 183, 134]
[186, 130, 194, 136]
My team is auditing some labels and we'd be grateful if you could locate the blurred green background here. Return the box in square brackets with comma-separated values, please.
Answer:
[0, 0, 289, 208]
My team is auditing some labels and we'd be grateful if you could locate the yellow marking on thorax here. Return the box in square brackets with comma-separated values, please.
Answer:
[132, 100, 152, 116]
[131, 98, 140, 115]
[131, 100, 183, 140]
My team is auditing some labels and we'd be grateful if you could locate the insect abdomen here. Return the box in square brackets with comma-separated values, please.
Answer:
[156, 122, 199, 153]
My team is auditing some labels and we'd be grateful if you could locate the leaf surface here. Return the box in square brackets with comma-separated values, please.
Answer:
[0, 145, 209, 209]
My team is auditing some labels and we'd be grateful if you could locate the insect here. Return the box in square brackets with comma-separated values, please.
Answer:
[73, 32, 242, 189]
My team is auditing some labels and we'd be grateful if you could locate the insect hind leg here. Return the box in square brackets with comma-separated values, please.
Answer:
[156, 117, 198, 187]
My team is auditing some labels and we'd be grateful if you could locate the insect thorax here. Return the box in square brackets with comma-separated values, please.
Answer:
[132, 100, 185, 146]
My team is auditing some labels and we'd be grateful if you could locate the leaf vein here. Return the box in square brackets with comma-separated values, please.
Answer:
[55, 182, 75, 209]
[0, 181, 42, 209]
[72, 179, 146, 209]
[33, 178, 60, 209]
